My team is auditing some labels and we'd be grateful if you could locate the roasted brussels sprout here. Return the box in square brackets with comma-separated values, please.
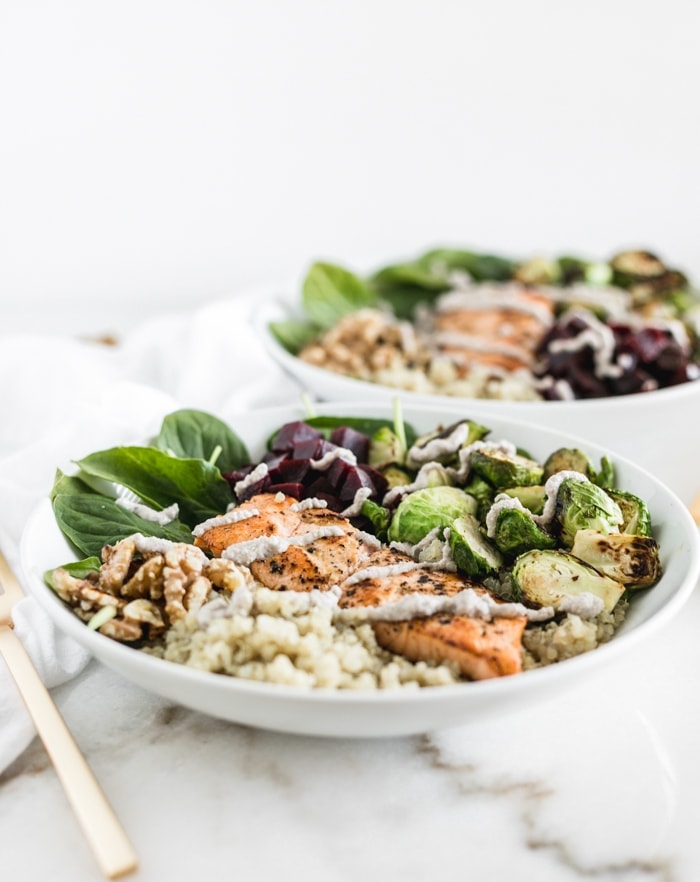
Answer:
[570, 529, 660, 588]
[469, 448, 544, 490]
[462, 474, 496, 520]
[610, 250, 667, 287]
[553, 477, 624, 547]
[449, 515, 503, 578]
[369, 426, 407, 469]
[381, 465, 416, 489]
[387, 486, 477, 545]
[606, 489, 652, 537]
[486, 498, 557, 557]
[406, 419, 490, 469]
[543, 448, 594, 482]
[503, 485, 546, 515]
[512, 548, 625, 613]
[514, 256, 560, 285]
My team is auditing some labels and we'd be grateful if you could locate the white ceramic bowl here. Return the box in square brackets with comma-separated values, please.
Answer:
[254, 300, 700, 505]
[20, 401, 700, 738]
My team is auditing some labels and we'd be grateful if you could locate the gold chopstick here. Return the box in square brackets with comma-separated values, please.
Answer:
[0, 550, 138, 879]
[691, 492, 700, 526]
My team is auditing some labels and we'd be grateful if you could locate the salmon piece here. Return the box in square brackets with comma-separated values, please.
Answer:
[373, 615, 526, 679]
[339, 547, 478, 608]
[194, 493, 302, 557]
[251, 508, 371, 592]
[435, 289, 554, 372]
[339, 547, 526, 680]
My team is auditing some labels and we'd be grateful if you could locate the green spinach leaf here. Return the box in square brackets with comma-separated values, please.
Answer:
[75, 446, 233, 527]
[302, 262, 375, 329]
[154, 409, 249, 473]
[52, 495, 193, 558]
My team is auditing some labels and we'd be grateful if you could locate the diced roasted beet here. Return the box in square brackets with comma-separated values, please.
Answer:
[262, 451, 288, 468]
[339, 465, 376, 502]
[305, 475, 337, 497]
[235, 473, 272, 501]
[330, 426, 370, 461]
[292, 437, 336, 460]
[358, 464, 389, 498]
[267, 458, 312, 485]
[326, 455, 356, 489]
[267, 482, 305, 498]
[270, 421, 324, 453]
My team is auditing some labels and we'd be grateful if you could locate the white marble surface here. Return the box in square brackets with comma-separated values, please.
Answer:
[3, 584, 700, 882]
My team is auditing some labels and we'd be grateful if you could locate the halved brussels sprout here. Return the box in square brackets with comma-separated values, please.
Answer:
[512, 549, 625, 613]
[387, 486, 477, 545]
[570, 529, 661, 588]
[469, 449, 544, 490]
[449, 515, 503, 578]
[606, 489, 652, 537]
[553, 478, 624, 547]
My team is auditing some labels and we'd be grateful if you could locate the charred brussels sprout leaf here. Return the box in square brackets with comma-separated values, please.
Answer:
[469, 449, 544, 490]
[570, 529, 661, 588]
[387, 486, 477, 545]
[449, 515, 503, 578]
[512, 549, 625, 612]
[553, 478, 624, 547]
[360, 499, 391, 541]
[462, 474, 496, 520]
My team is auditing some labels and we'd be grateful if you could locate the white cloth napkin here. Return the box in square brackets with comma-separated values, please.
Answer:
[0, 294, 302, 773]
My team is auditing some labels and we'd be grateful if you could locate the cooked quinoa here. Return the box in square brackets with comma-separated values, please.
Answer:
[144, 579, 629, 689]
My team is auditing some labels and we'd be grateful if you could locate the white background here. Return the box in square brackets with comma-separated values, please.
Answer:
[1, 0, 699, 337]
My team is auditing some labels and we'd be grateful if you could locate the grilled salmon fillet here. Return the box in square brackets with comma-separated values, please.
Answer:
[373, 616, 526, 679]
[339, 547, 526, 679]
[194, 493, 302, 557]
[435, 289, 554, 372]
[196, 495, 371, 592]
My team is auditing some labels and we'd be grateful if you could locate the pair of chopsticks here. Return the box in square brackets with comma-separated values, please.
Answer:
[0, 549, 138, 879]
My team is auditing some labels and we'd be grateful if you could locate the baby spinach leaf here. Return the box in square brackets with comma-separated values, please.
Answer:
[269, 319, 320, 354]
[154, 409, 249, 473]
[75, 446, 233, 527]
[52, 495, 193, 558]
[371, 261, 449, 292]
[419, 248, 516, 281]
[302, 262, 375, 329]
[50, 469, 98, 502]
[44, 556, 102, 589]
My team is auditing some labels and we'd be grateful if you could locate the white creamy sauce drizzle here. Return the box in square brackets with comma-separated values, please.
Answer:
[557, 592, 605, 618]
[341, 586, 555, 624]
[291, 498, 329, 511]
[115, 497, 179, 526]
[234, 462, 269, 496]
[192, 507, 260, 538]
[407, 422, 471, 465]
[340, 487, 373, 517]
[310, 447, 357, 470]
[435, 286, 554, 325]
[129, 533, 208, 560]
[433, 331, 533, 362]
[221, 526, 346, 565]
[539, 283, 632, 318]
